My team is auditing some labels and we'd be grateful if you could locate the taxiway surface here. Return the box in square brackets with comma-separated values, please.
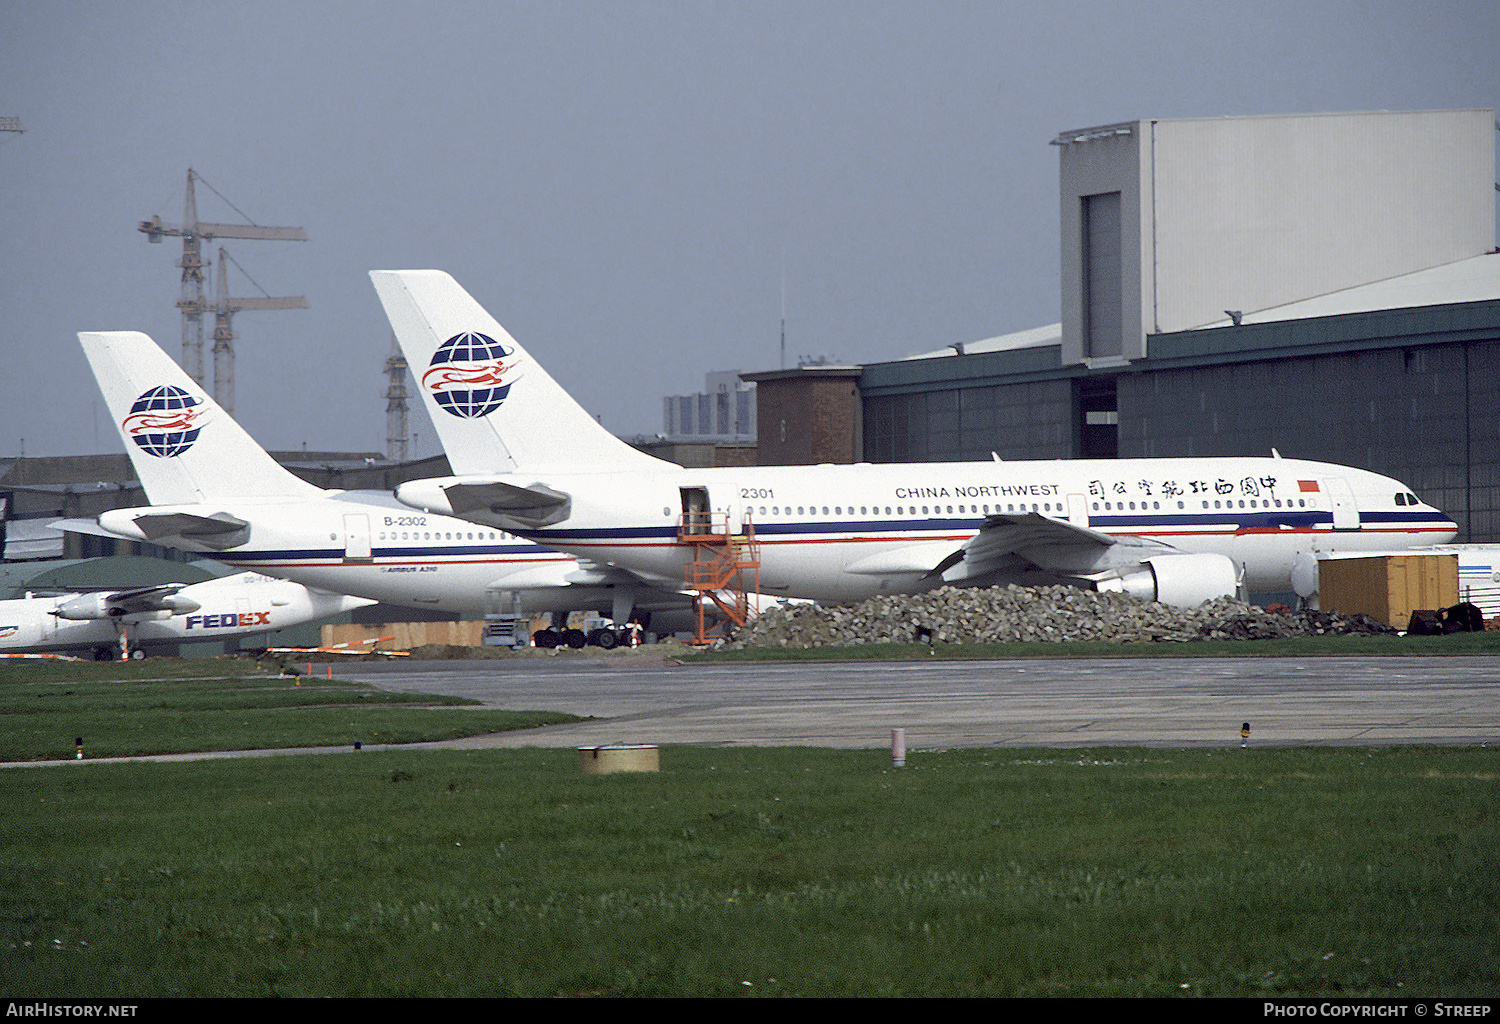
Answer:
[334, 654, 1500, 751]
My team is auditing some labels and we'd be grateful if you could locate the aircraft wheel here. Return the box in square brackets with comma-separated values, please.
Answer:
[532, 629, 558, 649]
[563, 628, 587, 649]
[594, 628, 619, 650]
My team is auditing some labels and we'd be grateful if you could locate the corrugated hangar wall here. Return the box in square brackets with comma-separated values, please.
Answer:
[1122, 321, 1500, 545]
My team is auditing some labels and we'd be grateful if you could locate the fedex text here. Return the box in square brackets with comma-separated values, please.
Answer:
[186, 612, 271, 630]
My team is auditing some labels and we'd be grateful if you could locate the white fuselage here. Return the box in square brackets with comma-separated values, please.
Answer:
[0, 573, 369, 658]
[97, 490, 687, 621]
[399, 455, 1458, 600]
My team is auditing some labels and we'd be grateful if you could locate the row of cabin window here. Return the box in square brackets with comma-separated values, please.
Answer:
[373, 530, 509, 542]
[743, 497, 1316, 519]
[752, 504, 1047, 517]
[1095, 497, 1314, 511]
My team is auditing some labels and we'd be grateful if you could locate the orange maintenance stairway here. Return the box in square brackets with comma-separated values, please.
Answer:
[678, 511, 761, 645]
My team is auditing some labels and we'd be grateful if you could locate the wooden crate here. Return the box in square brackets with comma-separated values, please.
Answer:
[1318, 554, 1459, 629]
[320, 620, 486, 650]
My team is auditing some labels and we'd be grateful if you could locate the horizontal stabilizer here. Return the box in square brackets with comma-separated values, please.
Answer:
[132, 511, 251, 550]
[46, 518, 119, 539]
[444, 480, 572, 528]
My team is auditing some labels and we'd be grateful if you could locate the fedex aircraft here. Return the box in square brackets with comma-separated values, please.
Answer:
[0, 572, 373, 661]
[78, 332, 695, 646]
[371, 269, 1458, 607]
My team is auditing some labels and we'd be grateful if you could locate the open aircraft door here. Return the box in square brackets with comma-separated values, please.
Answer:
[680, 486, 712, 534]
[681, 485, 752, 535]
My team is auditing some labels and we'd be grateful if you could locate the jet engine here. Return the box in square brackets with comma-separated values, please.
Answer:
[1092, 553, 1240, 608]
[53, 592, 201, 621]
[54, 593, 123, 620]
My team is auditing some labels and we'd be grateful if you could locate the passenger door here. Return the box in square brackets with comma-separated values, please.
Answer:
[343, 514, 373, 562]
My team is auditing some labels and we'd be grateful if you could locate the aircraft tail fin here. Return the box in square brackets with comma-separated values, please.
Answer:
[78, 331, 322, 506]
[369, 269, 674, 474]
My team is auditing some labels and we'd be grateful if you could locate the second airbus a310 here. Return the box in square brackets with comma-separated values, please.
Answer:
[78, 331, 698, 647]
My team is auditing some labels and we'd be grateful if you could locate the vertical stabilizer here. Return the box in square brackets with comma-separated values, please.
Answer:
[79, 331, 323, 505]
[370, 270, 674, 474]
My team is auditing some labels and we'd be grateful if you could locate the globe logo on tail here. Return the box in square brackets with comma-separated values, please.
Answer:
[121, 385, 208, 458]
[423, 332, 517, 419]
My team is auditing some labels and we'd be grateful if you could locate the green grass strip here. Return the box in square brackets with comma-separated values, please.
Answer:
[0, 661, 580, 761]
[0, 745, 1494, 997]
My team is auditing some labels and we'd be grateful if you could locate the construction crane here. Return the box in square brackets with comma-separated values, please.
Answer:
[212, 247, 308, 417]
[139, 169, 306, 392]
[384, 335, 410, 462]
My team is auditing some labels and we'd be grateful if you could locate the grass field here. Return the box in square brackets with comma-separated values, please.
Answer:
[0, 656, 1495, 998]
[0, 659, 581, 761]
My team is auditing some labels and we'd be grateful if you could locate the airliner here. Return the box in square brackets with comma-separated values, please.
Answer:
[371, 269, 1459, 607]
[77, 332, 695, 646]
[0, 572, 373, 661]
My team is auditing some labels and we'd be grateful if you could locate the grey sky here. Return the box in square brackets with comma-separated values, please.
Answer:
[3, 0, 1497, 459]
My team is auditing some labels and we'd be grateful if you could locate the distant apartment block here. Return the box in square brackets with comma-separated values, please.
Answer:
[662, 371, 757, 441]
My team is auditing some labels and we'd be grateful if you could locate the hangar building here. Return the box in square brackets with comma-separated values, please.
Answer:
[826, 109, 1500, 543]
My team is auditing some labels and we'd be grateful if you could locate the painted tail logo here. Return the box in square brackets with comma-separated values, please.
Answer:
[422, 332, 518, 419]
[122, 385, 208, 458]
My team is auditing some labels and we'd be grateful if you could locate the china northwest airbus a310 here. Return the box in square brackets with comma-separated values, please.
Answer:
[77, 331, 697, 647]
[371, 269, 1458, 607]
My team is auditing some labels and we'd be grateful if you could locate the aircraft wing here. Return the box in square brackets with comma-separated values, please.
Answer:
[949, 512, 1177, 581]
[847, 512, 1179, 582]
[101, 583, 197, 615]
[53, 582, 202, 621]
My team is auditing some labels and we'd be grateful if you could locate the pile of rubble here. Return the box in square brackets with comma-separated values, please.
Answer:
[728, 585, 1397, 649]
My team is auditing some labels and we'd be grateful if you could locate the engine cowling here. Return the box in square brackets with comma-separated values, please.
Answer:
[53, 593, 116, 621]
[1093, 553, 1240, 608]
[52, 592, 199, 621]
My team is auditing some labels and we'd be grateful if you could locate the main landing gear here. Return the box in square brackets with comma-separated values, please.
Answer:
[530, 624, 633, 649]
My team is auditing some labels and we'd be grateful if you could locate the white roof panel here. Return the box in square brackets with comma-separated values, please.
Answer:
[1202, 252, 1500, 328]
